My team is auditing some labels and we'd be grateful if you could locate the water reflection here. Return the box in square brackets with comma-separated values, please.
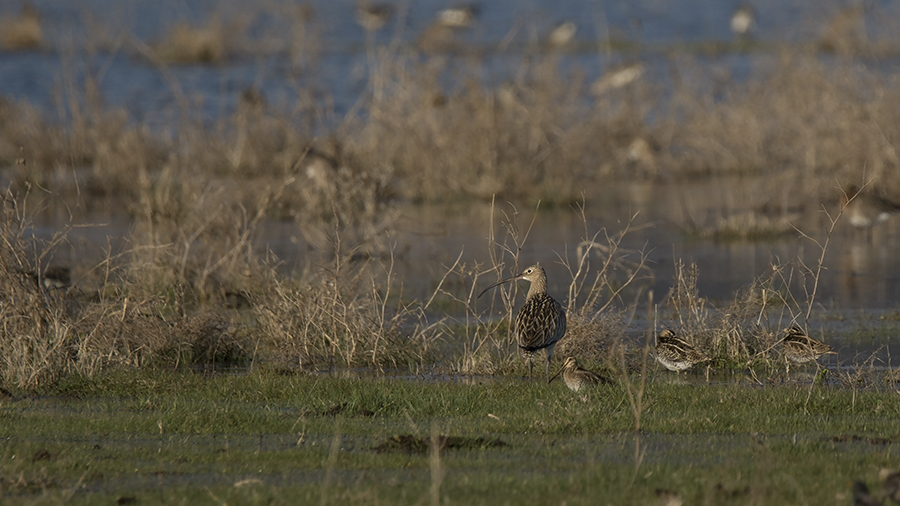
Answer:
[38, 177, 900, 310]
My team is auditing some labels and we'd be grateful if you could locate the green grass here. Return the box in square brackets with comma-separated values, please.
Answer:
[1, 369, 899, 504]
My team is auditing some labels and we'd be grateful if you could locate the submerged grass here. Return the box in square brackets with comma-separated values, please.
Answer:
[1, 370, 899, 504]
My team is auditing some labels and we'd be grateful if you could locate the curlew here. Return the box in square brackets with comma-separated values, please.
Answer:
[654, 329, 707, 372]
[478, 263, 566, 381]
[549, 356, 608, 392]
[780, 326, 836, 373]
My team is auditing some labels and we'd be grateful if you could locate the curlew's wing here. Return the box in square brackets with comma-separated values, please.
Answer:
[515, 294, 567, 351]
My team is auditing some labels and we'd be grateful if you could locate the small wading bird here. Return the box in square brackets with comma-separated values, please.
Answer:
[731, 3, 756, 39]
[38, 265, 71, 290]
[546, 21, 577, 48]
[17, 265, 71, 291]
[851, 480, 884, 506]
[591, 62, 645, 95]
[356, 2, 394, 32]
[842, 185, 900, 229]
[478, 263, 566, 382]
[654, 329, 707, 372]
[549, 356, 608, 392]
[436, 4, 479, 29]
[780, 326, 836, 373]
[881, 469, 900, 504]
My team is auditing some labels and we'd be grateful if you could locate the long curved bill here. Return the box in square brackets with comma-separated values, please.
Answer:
[548, 364, 565, 384]
[476, 274, 521, 299]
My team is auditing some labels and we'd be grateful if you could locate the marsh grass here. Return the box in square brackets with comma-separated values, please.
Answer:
[0, 4, 42, 51]
[3, 7, 900, 503]
[1, 5, 898, 392]
[0, 191, 77, 390]
[255, 251, 443, 372]
[6, 9, 900, 210]
[0, 189, 245, 387]
[3, 371, 900, 504]
[447, 199, 649, 377]
[656, 177, 865, 375]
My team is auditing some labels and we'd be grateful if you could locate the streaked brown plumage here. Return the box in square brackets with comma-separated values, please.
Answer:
[881, 470, 900, 504]
[842, 185, 900, 229]
[655, 329, 707, 372]
[478, 263, 567, 381]
[549, 356, 608, 392]
[437, 4, 479, 28]
[781, 326, 836, 369]
[547, 21, 577, 48]
[18, 265, 71, 291]
[41, 265, 71, 290]
[731, 3, 756, 39]
[356, 2, 394, 31]
[852, 480, 884, 506]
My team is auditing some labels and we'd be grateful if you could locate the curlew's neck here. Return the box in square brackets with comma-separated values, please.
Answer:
[525, 272, 548, 300]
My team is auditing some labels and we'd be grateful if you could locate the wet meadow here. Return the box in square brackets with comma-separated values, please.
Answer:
[3, 0, 900, 504]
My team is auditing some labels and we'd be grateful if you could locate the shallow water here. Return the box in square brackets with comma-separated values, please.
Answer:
[6, 0, 900, 367]
[6, 1, 900, 311]
[3, 0, 900, 123]
[32, 174, 900, 309]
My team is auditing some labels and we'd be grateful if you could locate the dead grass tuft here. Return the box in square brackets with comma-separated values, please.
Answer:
[662, 259, 782, 367]
[2, 10, 898, 387]
[0, 191, 76, 389]
[0, 4, 42, 51]
[554, 310, 626, 367]
[71, 299, 183, 373]
[255, 257, 442, 372]
[155, 16, 230, 64]
[179, 312, 247, 366]
[458, 202, 647, 375]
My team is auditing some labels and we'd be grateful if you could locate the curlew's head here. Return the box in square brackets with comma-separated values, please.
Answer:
[517, 264, 546, 283]
[477, 263, 548, 299]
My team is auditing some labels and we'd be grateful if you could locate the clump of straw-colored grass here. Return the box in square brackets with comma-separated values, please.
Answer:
[0, 4, 42, 51]
[255, 255, 442, 372]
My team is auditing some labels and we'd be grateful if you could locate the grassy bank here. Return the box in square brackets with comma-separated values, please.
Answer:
[2, 370, 899, 504]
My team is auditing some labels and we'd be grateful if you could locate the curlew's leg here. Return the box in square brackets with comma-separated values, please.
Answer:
[545, 344, 556, 383]
[522, 349, 537, 380]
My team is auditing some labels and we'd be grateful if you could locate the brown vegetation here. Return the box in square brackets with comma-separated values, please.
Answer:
[0, 6, 896, 390]
[0, 4, 42, 51]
